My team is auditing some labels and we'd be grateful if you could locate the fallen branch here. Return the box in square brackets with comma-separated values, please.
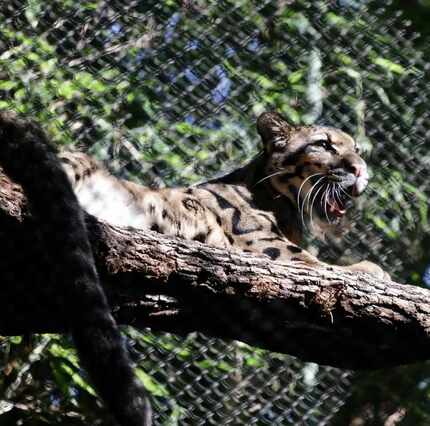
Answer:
[0, 169, 429, 370]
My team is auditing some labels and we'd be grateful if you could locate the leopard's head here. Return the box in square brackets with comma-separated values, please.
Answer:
[257, 111, 368, 227]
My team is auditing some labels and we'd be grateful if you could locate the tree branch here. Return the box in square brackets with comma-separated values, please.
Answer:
[0, 169, 429, 370]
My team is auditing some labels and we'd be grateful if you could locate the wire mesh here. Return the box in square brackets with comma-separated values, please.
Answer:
[0, 0, 428, 424]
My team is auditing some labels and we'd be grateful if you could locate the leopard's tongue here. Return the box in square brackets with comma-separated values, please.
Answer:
[328, 199, 346, 217]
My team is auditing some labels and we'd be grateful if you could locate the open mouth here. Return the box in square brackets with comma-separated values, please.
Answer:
[311, 176, 356, 223]
[315, 187, 353, 222]
[297, 170, 364, 226]
[327, 197, 347, 217]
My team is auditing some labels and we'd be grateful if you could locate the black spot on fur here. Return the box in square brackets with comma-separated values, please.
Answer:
[246, 240, 254, 246]
[287, 245, 302, 253]
[208, 190, 234, 210]
[263, 247, 281, 260]
[231, 210, 262, 235]
[258, 212, 276, 223]
[162, 209, 168, 219]
[150, 223, 160, 232]
[260, 237, 284, 242]
[185, 188, 194, 194]
[204, 189, 262, 235]
[193, 232, 207, 243]
[270, 223, 281, 233]
[183, 197, 202, 213]
[215, 214, 222, 225]
[225, 233, 234, 244]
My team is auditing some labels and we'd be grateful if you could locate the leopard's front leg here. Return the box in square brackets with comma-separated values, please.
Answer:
[286, 252, 391, 281]
[338, 260, 391, 280]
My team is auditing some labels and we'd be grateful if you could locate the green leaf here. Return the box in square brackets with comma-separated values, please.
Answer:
[0, 101, 11, 109]
[135, 368, 170, 397]
[50, 359, 97, 398]
[337, 53, 353, 65]
[326, 12, 349, 27]
[373, 57, 406, 74]
[40, 58, 57, 75]
[256, 75, 275, 89]
[9, 336, 22, 345]
[244, 355, 265, 368]
[58, 81, 79, 100]
[340, 67, 361, 80]
[0, 81, 18, 90]
[370, 216, 398, 239]
[288, 71, 303, 84]
[74, 72, 107, 93]
[373, 85, 391, 106]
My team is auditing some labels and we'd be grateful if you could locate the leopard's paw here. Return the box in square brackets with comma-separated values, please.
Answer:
[341, 260, 391, 281]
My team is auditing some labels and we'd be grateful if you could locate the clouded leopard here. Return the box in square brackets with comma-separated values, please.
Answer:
[60, 112, 388, 279]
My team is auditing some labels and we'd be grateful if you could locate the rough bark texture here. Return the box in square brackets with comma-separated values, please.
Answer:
[0, 169, 429, 370]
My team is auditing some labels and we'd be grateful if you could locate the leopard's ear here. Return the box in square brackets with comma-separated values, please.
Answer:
[257, 112, 294, 152]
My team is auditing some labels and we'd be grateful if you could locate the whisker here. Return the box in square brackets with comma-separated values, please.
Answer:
[332, 183, 340, 203]
[323, 184, 331, 223]
[329, 184, 336, 206]
[329, 184, 338, 224]
[296, 173, 324, 213]
[309, 181, 326, 230]
[302, 176, 326, 228]
[306, 176, 326, 212]
[337, 183, 353, 200]
[300, 187, 313, 232]
[298, 173, 325, 231]
[254, 170, 290, 186]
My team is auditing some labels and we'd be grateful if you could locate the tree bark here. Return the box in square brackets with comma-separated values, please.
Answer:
[0, 169, 429, 370]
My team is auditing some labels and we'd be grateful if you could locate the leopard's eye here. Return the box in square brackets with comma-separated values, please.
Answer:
[312, 139, 338, 153]
[313, 139, 331, 149]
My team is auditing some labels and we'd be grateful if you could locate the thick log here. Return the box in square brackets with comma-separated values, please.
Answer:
[0, 170, 428, 370]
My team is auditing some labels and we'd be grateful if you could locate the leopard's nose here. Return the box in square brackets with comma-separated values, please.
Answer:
[352, 164, 369, 196]
[345, 161, 366, 178]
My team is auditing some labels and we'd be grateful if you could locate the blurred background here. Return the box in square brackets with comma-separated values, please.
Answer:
[0, 0, 429, 424]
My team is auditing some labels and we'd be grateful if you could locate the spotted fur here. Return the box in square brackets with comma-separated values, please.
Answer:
[61, 111, 388, 279]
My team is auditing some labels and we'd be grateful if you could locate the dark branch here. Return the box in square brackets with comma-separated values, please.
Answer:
[0, 168, 429, 370]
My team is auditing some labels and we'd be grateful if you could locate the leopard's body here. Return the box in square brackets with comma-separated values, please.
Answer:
[60, 112, 387, 278]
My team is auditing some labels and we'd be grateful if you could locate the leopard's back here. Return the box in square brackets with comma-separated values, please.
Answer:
[61, 153, 310, 262]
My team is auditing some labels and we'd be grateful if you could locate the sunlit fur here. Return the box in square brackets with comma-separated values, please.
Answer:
[61, 111, 389, 280]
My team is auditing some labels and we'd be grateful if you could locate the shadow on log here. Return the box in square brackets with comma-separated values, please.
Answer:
[0, 157, 428, 371]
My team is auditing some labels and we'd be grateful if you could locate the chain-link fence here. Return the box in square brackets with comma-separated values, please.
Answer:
[0, 1, 429, 425]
